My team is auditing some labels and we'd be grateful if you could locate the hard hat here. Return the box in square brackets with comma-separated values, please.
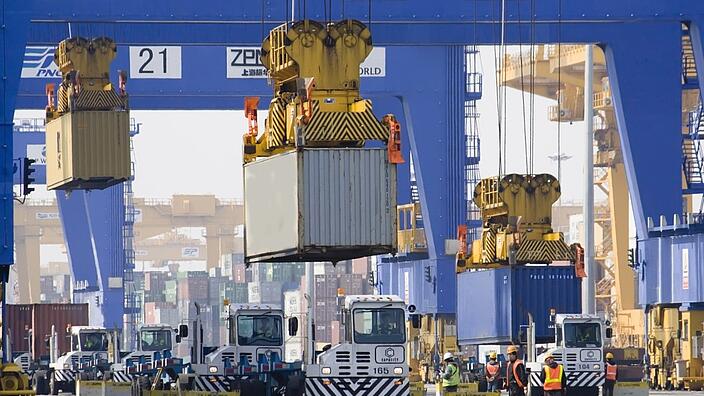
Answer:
[544, 354, 554, 362]
[443, 352, 454, 361]
[507, 345, 519, 354]
[490, 352, 497, 359]
[606, 352, 614, 359]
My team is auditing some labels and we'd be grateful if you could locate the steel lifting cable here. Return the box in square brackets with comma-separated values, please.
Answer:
[491, 0, 501, 177]
[557, 0, 563, 182]
[501, 0, 508, 175]
[530, 0, 536, 174]
[516, 0, 530, 175]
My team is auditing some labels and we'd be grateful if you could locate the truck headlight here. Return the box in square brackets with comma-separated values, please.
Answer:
[208, 366, 218, 373]
[63, 363, 70, 369]
[321, 367, 331, 375]
[593, 364, 600, 370]
[394, 367, 404, 375]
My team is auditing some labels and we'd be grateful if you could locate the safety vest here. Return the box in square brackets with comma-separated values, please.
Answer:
[443, 363, 461, 388]
[507, 360, 525, 388]
[486, 362, 500, 377]
[606, 362, 618, 381]
[543, 364, 564, 391]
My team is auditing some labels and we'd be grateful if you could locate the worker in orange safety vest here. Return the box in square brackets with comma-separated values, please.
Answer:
[540, 354, 567, 396]
[505, 345, 527, 396]
[604, 352, 618, 396]
[485, 352, 501, 392]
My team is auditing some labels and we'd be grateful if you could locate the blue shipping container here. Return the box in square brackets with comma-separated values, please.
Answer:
[457, 266, 581, 345]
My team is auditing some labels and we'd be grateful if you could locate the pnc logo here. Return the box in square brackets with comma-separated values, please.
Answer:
[22, 47, 61, 78]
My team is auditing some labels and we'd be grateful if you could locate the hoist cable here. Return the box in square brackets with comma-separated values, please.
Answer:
[517, 0, 530, 175]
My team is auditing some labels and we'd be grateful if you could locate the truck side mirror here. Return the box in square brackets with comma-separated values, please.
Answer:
[45, 337, 50, 348]
[176, 335, 182, 343]
[179, 324, 189, 338]
[410, 314, 421, 329]
[288, 317, 299, 337]
[605, 327, 613, 339]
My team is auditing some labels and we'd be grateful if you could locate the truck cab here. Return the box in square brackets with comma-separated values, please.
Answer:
[53, 326, 111, 371]
[306, 295, 410, 395]
[116, 324, 187, 371]
[529, 314, 610, 396]
[196, 303, 287, 375]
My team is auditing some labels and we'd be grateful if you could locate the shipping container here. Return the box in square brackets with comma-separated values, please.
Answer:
[46, 110, 131, 190]
[244, 148, 397, 263]
[7, 304, 89, 361]
[456, 266, 581, 345]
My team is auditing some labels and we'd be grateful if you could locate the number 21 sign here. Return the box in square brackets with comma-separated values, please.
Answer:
[129, 46, 182, 79]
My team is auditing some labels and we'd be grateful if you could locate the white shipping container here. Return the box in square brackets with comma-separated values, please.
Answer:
[244, 148, 397, 263]
[248, 282, 261, 303]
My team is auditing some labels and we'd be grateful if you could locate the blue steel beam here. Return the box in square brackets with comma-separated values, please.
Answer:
[1, 3, 32, 266]
[57, 185, 125, 327]
[3, 0, 700, 313]
[603, 24, 683, 237]
[22, 1, 704, 46]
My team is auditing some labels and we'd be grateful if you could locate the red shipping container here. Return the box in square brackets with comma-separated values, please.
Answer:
[7, 304, 89, 360]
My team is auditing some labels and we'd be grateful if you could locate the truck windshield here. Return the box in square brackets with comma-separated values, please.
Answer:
[141, 329, 173, 351]
[236, 315, 283, 346]
[564, 322, 602, 347]
[353, 308, 405, 344]
[80, 332, 109, 352]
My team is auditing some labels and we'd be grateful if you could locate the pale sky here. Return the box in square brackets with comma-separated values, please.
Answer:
[15, 46, 591, 203]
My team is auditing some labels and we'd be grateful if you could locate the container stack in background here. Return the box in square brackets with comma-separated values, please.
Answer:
[126, 254, 372, 358]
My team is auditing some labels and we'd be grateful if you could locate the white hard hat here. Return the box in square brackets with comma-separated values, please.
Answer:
[443, 352, 454, 361]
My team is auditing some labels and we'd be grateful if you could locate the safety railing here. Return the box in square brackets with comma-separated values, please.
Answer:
[683, 103, 704, 188]
[13, 118, 46, 133]
[397, 203, 427, 253]
[593, 90, 613, 109]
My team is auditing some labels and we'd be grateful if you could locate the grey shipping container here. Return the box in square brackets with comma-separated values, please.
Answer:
[244, 148, 397, 263]
[456, 266, 581, 345]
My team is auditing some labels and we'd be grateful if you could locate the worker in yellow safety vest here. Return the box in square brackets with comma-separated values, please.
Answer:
[441, 352, 460, 393]
[505, 345, 527, 396]
[485, 352, 501, 392]
[540, 354, 567, 396]
[603, 352, 618, 396]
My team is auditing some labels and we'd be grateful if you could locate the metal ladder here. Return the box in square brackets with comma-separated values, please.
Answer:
[465, 46, 483, 241]
[122, 120, 140, 349]
[683, 103, 704, 193]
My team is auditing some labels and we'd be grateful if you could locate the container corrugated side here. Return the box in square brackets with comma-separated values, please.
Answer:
[46, 111, 130, 190]
[301, 149, 397, 249]
[8, 303, 89, 359]
[457, 267, 581, 345]
[244, 148, 397, 263]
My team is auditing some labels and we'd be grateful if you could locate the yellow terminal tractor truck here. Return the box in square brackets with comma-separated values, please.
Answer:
[457, 173, 583, 271]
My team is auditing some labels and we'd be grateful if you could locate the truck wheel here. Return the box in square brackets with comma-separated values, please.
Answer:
[33, 371, 50, 395]
[49, 375, 59, 396]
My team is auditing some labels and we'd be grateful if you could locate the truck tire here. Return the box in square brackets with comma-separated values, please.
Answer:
[33, 371, 50, 395]
[49, 374, 59, 396]
[285, 373, 304, 396]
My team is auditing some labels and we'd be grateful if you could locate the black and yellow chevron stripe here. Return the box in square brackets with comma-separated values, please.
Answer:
[304, 99, 388, 142]
[267, 98, 288, 148]
[72, 89, 125, 111]
[516, 239, 575, 263]
[481, 228, 497, 264]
